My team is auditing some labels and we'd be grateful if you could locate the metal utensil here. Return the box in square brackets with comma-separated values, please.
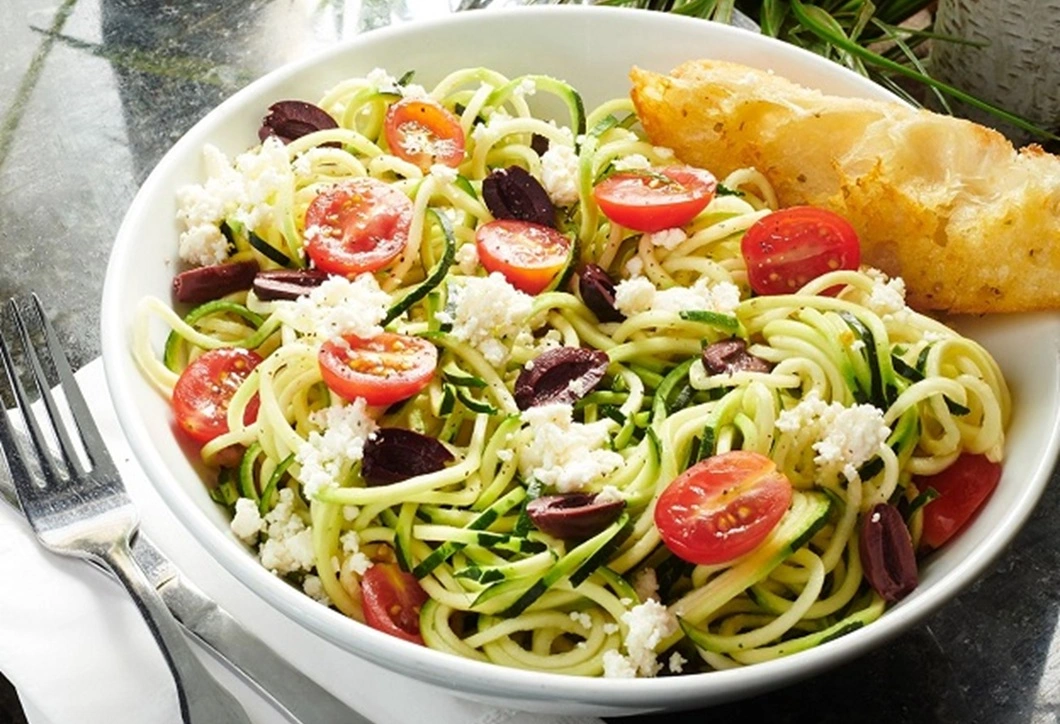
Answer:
[0, 294, 250, 724]
[0, 306, 371, 724]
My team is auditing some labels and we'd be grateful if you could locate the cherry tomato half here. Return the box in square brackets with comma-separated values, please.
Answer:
[172, 348, 262, 445]
[475, 219, 572, 295]
[592, 166, 717, 233]
[318, 333, 437, 406]
[740, 206, 861, 296]
[917, 453, 1002, 550]
[384, 98, 466, 171]
[360, 563, 429, 645]
[304, 178, 413, 276]
[655, 450, 793, 566]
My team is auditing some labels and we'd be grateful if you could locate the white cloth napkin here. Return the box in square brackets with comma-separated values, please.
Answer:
[0, 358, 604, 724]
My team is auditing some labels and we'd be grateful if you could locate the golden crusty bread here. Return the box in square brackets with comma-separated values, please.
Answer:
[630, 59, 1060, 314]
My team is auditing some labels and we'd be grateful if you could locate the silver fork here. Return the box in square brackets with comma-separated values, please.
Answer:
[0, 295, 251, 724]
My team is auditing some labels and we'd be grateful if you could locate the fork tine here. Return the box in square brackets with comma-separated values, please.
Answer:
[0, 310, 65, 488]
[0, 340, 38, 505]
[27, 294, 117, 477]
[9, 298, 90, 477]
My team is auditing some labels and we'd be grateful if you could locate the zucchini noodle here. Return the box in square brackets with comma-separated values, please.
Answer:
[136, 66, 1010, 678]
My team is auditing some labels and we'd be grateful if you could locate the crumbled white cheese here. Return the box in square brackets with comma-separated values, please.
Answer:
[340, 529, 373, 576]
[401, 83, 429, 99]
[175, 136, 294, 266]
[645, 227, 688, 251]
[342, 505, 361, 521]
[258, 488, 316, 575]
[230, 498, 264, 543]
[612, 154, 652, 172]
[429, 163, 459, 184]
[614, 276, 741, 317]
[439, 272, 533, 366]
[496, 448, 514, 463]
[624, 256, 644, 278]
[922, 330, 950, 343]
[653, 146, 676, 160]
[775, 390, 891, 480]
[569, 611, 593, 630]
[539, 143, 581, 206]
[602, 622, 619, 636]
[602, 649, 638, 679]
[366, 67, 399, 92]
[514, 78, 537, 97]
[454, 242, 479, 275]
[296, 399, 379, 497]
[863, 268, 907, 316]
[603, 599, 677, 678]
[632, 567, 659, 603]
[668, 652, 687, 674]
[595, 484, 624, 505]
[518, 403, 624, 493]
[613, 276, 657, 316]
[302, 575, 331, 606]
[276, 274, 390, 340]
[177, 223, 229, 267]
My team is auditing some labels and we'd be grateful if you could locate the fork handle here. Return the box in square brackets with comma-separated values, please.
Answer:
[102, 538, 252, 724]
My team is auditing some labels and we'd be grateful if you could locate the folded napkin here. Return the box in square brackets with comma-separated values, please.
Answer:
[0, 359, 604, 724]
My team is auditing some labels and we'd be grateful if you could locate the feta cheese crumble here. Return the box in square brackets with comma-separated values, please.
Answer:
[175, 136, 293, 266]
[614, 276, 741, 317]
[230, 497, 264, 543]
[454, 242, 479, 275]
[602, 599, 678, 678]
[645, 227, 688, 251]
[863, 268, 907, 317]
[776, 390, 891, 480]
[258, 488, 315, 575]
[302, 575, 331, 606]
[276, 274, 390, 340]
[296, 399, 379, 497]
[340, 529, 373, 576]
[438, 272, 534, 366]
[539, 143, 581, 206]
[518, 403, 624, 493]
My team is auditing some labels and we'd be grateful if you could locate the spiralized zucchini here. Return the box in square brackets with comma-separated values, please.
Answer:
[136, 66, 1010, 677]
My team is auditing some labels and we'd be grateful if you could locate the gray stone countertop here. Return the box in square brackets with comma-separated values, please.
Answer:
[1, 2, 1059, 723]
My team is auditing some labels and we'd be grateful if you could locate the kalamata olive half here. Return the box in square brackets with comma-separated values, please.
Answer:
[172, 260, 260, 304]
[701, 338, 772, 375]
[578, 264, 624, 323]
[526, 493, 626, 539]
[514, 347, 610, 410]
[859, 503, 918, 603]
[482, 166, 556, 228]
[259, 100, 338, 144]
[252, 269, 330, 301]
[361, 428, 455, 486]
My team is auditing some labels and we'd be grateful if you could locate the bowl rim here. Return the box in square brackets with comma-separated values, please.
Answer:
[100, 4, 1060, 710]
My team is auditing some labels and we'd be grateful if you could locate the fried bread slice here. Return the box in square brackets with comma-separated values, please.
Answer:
[630, 59, 1060, 314]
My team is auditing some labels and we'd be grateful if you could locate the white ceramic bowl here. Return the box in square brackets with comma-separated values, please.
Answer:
[100, 6, 1060, 716]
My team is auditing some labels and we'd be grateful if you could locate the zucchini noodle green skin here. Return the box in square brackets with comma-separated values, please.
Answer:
[136, 67, 1011, 677]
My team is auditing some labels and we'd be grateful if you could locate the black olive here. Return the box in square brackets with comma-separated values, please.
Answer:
[514, 347, 610, 410]
[361, 428, 455, 486]
[259, 100, 338, 144]
[577, 264, 624, 323]
[701, 338, 772, 375]
[526, 493, 626, 539]
[481, 166, 556, 228]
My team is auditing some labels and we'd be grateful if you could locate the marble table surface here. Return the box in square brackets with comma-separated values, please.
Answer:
[2, 1, 1059, 722]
